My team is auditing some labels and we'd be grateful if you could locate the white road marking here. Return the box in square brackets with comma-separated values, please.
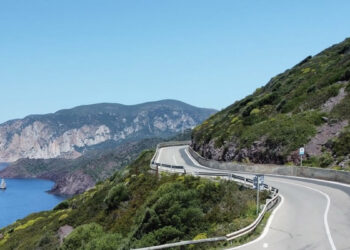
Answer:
[263, 243, 269, 248]
[227, 195, 285, 249]
[273, 180, 337, 250]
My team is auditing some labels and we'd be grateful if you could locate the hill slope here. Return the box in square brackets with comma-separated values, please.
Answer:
[192, 38, 350, 169]
[0, 151, 267, 250]
[0, 100, 216, 162]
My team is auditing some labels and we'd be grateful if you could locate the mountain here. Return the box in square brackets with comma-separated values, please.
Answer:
[192, 38, 350, 169]
[0, 100, 216, 162]
[0, 151, 266, 249]
[0, 138, 163, 195]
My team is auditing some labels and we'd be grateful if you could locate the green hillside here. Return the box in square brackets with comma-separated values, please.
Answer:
[192, 38, 350, 169]
[0, 151, 268, 250]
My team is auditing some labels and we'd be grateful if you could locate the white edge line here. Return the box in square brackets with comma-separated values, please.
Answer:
[226, 194, 285, 250]
[273, 180, 337, 250]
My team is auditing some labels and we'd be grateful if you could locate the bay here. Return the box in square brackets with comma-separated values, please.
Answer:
[0, 178, 65, 228]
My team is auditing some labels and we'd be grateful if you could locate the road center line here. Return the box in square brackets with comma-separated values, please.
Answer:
[273, 180, 336, 250]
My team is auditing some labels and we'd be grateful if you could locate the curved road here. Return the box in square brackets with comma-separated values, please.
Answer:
[155, 146, 350, 250]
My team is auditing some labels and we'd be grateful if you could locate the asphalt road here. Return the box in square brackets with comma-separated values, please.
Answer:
[155, 146, 350, 250]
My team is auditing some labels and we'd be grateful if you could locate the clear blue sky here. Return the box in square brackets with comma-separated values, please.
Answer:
[1, 0, 350, 123]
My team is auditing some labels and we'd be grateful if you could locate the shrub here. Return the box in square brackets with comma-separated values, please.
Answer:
[61, 223, 104, 250]
[319, 152, 333, 168]
[36, 232, 58, 249]
[54, 200, 69, 210]
[104, 183, 129, 209]
[193, 233, 207, 240]
[84, 233, 124, 250]
[331, 129, 350, 156]
[59, 214, 68, 222]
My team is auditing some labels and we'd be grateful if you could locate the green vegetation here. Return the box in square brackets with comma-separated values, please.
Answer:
[193, 38, 350, 167]
[0, 151, 269, 249]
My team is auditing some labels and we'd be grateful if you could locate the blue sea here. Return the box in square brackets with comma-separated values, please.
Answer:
[0, 178, 65, 228]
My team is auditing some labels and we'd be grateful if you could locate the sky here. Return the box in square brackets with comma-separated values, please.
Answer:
[1, 0, 350, 123]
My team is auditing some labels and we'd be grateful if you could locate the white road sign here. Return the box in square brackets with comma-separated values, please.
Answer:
[253, 175, 264, 189]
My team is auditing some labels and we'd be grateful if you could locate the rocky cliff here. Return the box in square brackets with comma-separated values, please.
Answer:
[0, 138, 163, 195]
[0, 100, 216, 162]
[192, 38, 350, 169]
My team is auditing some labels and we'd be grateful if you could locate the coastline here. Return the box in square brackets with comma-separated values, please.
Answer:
[0, 164, 95, 196]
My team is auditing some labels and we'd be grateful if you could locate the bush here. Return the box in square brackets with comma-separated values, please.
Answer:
[54, 200, 69, 210]
[331, 129, 350, 157]
[319, 152, 333, 168]
[104, 183, 129, 209]
[84, 233, 124, 250]
[61, 223, 104, 250]
[36, 232, 58, 249]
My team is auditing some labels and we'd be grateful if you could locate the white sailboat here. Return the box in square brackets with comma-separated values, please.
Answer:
[0, 178, 6, 189]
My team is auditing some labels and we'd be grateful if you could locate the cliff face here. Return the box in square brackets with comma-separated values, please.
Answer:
[0, 138, 163, 195]
[192, 38, 350, 169]
[0, 100, 216, 162]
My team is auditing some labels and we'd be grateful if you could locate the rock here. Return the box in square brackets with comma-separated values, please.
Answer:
[322, 117, 329, 122]
[49, 171, 95, 196]
[58, 225, 74, 245]
[321, 87, 347, 113]
[192, 137, 285, 165]
[304, 120, 348, 156]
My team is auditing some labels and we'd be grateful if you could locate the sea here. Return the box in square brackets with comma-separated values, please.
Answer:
[0, 170, 65, 228]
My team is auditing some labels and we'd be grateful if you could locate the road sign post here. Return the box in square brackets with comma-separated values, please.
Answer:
[299, 147, 305, 167]
[257, 180, 259, 215]
[254, 175, 264, 215]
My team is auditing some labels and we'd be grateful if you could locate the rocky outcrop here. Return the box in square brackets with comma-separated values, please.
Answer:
[58, 225, 74, 245]
[304, 120, 348, 156]
[321, 87, 347, 112]
[49, 171, 95, 195]
[0, 100, 216, 162]
[192, 138, 285, 164]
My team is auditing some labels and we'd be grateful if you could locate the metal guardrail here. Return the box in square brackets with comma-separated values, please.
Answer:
[226, 194, 279, 241]
[195, 172, 278, 194]
[139, 145, 280, 250]
[157, 141, 191, 148]
[134, 236, 226, 250]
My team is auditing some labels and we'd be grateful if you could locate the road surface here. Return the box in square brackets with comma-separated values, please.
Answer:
[155, 145, 350, 250]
